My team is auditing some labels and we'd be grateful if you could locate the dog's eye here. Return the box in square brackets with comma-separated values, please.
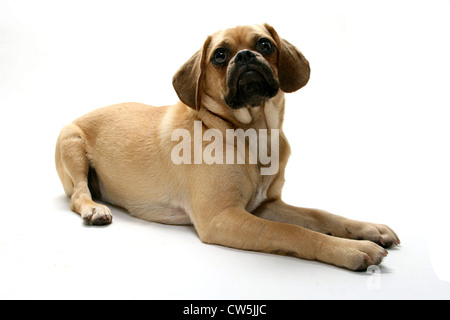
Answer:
[212, 48, 229, 65]
[257, 38, 274, 55]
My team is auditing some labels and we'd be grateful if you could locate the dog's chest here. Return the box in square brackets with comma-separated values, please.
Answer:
[246, 175, 275, 212]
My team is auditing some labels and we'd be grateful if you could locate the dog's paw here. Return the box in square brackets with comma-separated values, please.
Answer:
[335, 239, 388, 271]
[346, 222, 400, 248]
[81, 204, 113, 225]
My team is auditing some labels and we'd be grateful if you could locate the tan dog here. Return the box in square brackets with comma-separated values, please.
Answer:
[55, 24, 399, 270]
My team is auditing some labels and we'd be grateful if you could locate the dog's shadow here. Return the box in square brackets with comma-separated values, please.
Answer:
[54, 194, 198, 237]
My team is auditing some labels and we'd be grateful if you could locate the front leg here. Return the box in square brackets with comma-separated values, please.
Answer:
[194, 206, 387, 271]
[253, 199, 400, 248]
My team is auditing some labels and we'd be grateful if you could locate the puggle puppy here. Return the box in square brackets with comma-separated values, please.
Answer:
[55, 24, 399, 270]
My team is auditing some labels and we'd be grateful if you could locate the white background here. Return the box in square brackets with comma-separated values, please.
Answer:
[1, 0, 450, 299]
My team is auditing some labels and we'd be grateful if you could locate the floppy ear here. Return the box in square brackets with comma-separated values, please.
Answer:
[172, 36, 212, 110]
[264, 23, 310, 93]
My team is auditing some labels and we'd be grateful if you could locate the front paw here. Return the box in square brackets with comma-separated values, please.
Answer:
[342, 239, 388, 271]
[318, 238, 388, 271]
[346, 222, 400, 248]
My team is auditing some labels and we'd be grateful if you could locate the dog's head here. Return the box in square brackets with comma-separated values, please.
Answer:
[173, 24, 310, 112]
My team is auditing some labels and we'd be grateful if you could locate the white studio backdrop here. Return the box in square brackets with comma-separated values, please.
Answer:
[1, 0, 450, 296]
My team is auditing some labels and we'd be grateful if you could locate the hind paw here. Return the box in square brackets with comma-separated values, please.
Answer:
[81, 204, 113, 225]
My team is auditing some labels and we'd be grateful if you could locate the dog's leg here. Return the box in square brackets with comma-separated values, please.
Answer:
[253, 199, 399, 248]
[195, 206, 387, 271]
[55, 124, 112, 225]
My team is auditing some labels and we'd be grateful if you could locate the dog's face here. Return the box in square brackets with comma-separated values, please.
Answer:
[207, 26, 281, 109]
[173, 24, 310, 112]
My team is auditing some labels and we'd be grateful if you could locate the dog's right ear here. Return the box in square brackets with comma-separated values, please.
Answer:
[264, 23, 310, 93]
[172, 36, 212, 110]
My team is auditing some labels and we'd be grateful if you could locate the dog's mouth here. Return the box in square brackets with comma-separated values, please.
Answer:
[225, 63, 279, 109]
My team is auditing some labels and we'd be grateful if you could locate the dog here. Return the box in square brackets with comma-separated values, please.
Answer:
[55, 24, 399, 270]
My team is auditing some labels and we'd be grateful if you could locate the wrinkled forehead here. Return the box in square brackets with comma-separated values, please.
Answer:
[209, 24, 274, 52]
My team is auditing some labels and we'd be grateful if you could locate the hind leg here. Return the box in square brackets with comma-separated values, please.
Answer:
[55, 124, 112, 225]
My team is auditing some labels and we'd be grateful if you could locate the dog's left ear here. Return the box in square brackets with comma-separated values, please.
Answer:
[264, 23, 311, 93]
[172, 36, 212, 110]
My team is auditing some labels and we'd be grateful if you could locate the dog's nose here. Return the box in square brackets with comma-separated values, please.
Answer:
[235, 50, 256, 65]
